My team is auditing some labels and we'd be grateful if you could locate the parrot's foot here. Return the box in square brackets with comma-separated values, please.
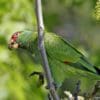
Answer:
[53, 82, 58, 90]
[29, 71, 44, 86]
[45, 82, 57, 90]
[91, 81, 100, 98]
[48, 93, 53, 100]
[46, 83, 57, 100]
[73, 80, 81, 100]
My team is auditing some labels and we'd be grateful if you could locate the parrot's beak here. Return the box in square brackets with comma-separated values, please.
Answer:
[8, 40, 19, 50]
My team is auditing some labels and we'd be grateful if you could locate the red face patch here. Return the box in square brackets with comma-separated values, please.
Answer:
[11, 31, 21, 42]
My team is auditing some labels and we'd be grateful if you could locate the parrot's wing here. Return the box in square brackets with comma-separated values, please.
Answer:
[45, 32, 97, 73]
[48, 57, 100, 88]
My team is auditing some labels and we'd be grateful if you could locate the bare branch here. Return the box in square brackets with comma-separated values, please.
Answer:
[35, 0, 60, 100]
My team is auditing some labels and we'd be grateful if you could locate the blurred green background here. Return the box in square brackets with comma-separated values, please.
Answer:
[0, 0, 100, 100]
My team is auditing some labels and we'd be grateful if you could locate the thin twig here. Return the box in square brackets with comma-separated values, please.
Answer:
[35, 0, 60, 100]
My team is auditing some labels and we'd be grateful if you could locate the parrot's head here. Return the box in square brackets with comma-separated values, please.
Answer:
[8, 31, 22, 50]
[8, 30, 36, 50]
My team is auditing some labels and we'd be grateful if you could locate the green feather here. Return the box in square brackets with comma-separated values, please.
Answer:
[15, 30, 100, 97]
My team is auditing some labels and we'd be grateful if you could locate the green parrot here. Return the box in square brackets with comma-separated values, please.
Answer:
[8, 30, 100, 99]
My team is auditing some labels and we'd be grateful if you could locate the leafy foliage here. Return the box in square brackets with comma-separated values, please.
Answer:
[0, 0, 47, 100]
[94, 0, 100, 21]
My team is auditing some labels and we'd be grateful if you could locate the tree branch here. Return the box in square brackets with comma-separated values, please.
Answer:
[35, 0, 60, 100]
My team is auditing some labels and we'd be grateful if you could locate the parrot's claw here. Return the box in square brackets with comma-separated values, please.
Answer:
[46, 82, 58, 100]
[48, 93, 53, 100]
[73, 80, 81, 100]
[45, 82, 58, 90]
[53, 82, 58, 90]
[29, 71, 44, 85]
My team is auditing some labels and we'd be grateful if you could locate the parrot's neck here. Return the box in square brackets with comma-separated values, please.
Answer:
[22, 33, 42, 63]
[18, 31, 38, 53]
[28, 38, 38, 53]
